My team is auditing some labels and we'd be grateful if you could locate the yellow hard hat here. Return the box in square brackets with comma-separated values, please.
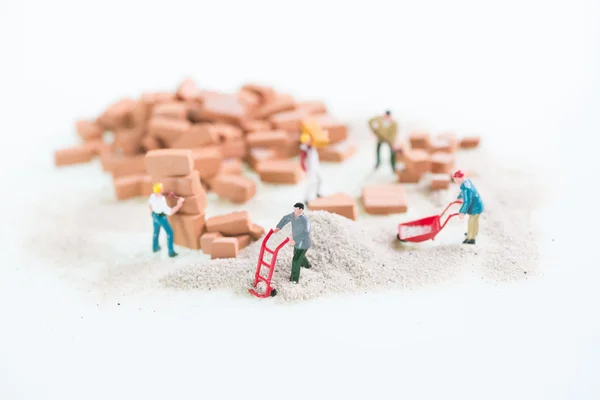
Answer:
[153, 183, 163, 194]
[300, 133, 311, 144]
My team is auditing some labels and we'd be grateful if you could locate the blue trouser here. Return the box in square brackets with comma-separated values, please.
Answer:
[152, 212, 175, 255]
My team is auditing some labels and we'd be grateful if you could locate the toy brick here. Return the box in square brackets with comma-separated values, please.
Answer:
[96, 98, 137, 130]
[211, 174, 256, 204]
[246, 130, 288, 148]
[200, 232, 222, 254]
[397, 168, 422, 183]
[206, 211, 252, 236]
[295, 101, 327, 115]
[240, 119, 273, 133]
[234, 234, 251, 250]
[403, 149, 431, 175]
[427, 138, 453, 154]
[152, 170, 203, 196]
[256, 160, 303, 184]
[219, 158, 243, 175]
[460, 136, 481, 148]
[113, 128, 144, 155]
[317, 140, 357, 162]
[54, 146, 94, 167]
[193, 95, 249, 125]
[166, 191, 207, 215]
[409, 132, 430, 149]
[252, 93, 296, 119]
[76, 120, 104, 141]
[145, 149, 194, 177]
[362, 183, 408, 214]
[248, 148, 281, 170]
[310, 114, 348, 144]
[139, 175, 153, 196]
[431, 152, 455, 174]
[210, 237, 239, 259]
[430, 173, 451, 190]
[241, 84, 276, 103]
[249, 223, 265, 240]
[436, 133, 460, 152]
[112, 155, 147, 178]
[82, 140, 113, 156]
[213, 123, 244, 142]
[192, 146, 223, 180]
[220, 139, 247, 159]
[168, 212, 205, 250]
[148, 117, 191, 147]
[269, 109, 309, 133]
[276, 133, 301, 158]
[113, 175, 142, 200]
[176, 78, 201, 102]
[308, 193, 357, 220]
[141, 135, 162, 151]
[238, 89, 261, 108]
[152, 101, 190, 120]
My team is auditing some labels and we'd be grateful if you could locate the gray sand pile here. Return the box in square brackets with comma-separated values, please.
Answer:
[162, 157, 543, 302]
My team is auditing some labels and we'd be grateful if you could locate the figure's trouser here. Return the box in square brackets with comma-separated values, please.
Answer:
[467, 214, 481, 240]
[305, 171, 322, 201]
[291, 248, 310, 282]
[375, 141, 396, 170]
[152, 212, 175, 254]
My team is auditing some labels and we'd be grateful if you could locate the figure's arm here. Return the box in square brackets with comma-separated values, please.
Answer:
[459, 190, 472, 214]
[166, 196, 185, 215]
[275, 213, 293, 230]
[368, 117, 380, 132]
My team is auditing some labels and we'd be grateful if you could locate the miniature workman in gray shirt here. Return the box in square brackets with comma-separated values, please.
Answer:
[273, 202, 312, 284]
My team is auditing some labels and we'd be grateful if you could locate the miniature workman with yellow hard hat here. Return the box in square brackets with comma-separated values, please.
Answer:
[368, 110, 399, 172]
[299, 132, 322, 205]
[148, 183, 185, 257]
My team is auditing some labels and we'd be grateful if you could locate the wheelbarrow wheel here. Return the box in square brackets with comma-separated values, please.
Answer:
[397, 234, 406, 242]
[270, 288, 278, 297]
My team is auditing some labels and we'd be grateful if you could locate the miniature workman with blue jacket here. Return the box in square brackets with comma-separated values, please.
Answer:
[452, 170, 484, 245]
[148, 183, 184, 257]
[273, 203, 312, 284]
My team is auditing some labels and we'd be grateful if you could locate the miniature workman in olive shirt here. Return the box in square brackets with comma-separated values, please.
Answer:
[273, 202, 312, 284]
[368, 110, 399, 172]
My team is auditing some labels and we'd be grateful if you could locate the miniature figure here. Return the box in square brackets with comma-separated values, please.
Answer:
[368, 110, 399, 172]
[452, 170, 484, 244]
[148, 183, 185, 257]
[299, 133, 322, 204]
[273, 202, 312, 284]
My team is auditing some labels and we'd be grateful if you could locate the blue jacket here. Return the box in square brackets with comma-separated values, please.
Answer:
[458, 179, 484, 215]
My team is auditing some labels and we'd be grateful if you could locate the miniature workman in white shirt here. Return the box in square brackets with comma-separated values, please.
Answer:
[299, 133, 322, 204]
[148, 183, 184, 257]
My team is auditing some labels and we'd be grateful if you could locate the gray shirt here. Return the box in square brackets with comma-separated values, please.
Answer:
[276, 213, 311, 249]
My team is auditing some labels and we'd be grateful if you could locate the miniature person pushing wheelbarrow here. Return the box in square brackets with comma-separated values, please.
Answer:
[452, 170, 484, 245]
[273, 203, 312, 284]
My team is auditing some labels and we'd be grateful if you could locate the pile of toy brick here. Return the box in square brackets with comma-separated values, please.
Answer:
[53, 79, 354, 205]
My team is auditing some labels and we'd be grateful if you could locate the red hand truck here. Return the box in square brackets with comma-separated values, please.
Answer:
[248, 229, 290, 298]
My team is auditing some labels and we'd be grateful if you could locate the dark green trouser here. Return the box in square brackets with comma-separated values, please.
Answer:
[291, 248, 310, 282]
[375, 141, 396, 171]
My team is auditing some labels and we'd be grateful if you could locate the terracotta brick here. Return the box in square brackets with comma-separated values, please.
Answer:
[168, 212, 205, 250]
[310, 114, 348, 144]
[206, 211, 252, 236]
[141, 135, 162, 151]
[166, 191, 207, 215]
[113, 128, 144, 155]
[97, 98, 137, 130]
[240, 119, 273, 133]
[148, 117, 191, 147]
[431, 152, 455, 174]
[246, 130, 288, 148]
[176, 78, 201, 102]
[211, 174, 256, 204]
[82, 140, 113, 156]
[241, 84, 276, 103]
[253, 93, 296, 119]
[460, 136, 481, 148]
[191, 146, 223, 180]
[437, 133, 460, 152]
[234, 234, 251, 250]
[247, 148, 280, 170]
[427, 138, 453, 153]
[295, 101, 327, 115]
[112, 155, 147, 178]
[431, 173, 451, 190]
[100, 152, 120, 172]
[113, 175, 142, 200]
[54, 146, 94, 167]
[219, 158, 243, 175]
[249, 223, 265, 240]
[140, 175, 153, 196]
[404, 149, 431, 175]
[213, 123, 243, 142]
[394, 140, 410, 163]
[76, 120, 104, 141]
[269, 109, 309, 133]
[256, 160, 303, 184]
[409, 132, 430, 149]
[210, 238, 239, 259]
[200, 232, 222, 254]
[238, 89, 261, 108]
[317, 140, 357, 162]
[362, 183, 408, 214]
[397, 168, 422, 183]
[308, 193, 357, 220]
[193, 95, 249, 125]
[276, 133, 301, 158]
[145, 149, 194, 177]
[152, 101, 191, 120]
[152, 170, 203, 196]
[171, 123, 219, 149]
[220, 139, 247, 159]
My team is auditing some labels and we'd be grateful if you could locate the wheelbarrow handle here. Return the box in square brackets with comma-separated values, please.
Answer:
[440, 200, 463, 219]
[440, 213, 460, 231]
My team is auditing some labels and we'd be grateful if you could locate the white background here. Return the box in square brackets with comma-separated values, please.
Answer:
[1, 0, 599, 399]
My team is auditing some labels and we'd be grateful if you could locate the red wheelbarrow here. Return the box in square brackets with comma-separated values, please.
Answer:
[397, 200, 463, 243]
